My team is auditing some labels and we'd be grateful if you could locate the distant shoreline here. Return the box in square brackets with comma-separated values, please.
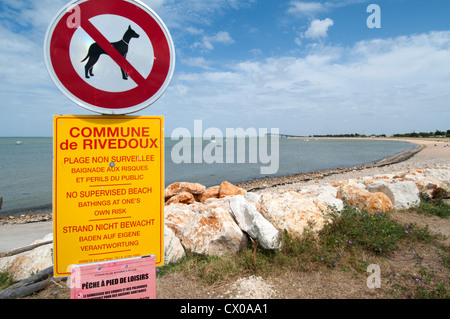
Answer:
[281, 136, 450, 143]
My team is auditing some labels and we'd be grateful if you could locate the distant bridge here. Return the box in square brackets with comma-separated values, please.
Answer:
[265, 133, 304, 138]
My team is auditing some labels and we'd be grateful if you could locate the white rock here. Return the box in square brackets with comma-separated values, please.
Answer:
[168, 200, 248, 256]
[163, 225, 185, 264]
[366, 180, 420, 210]
[0, 234, 53, 282]
[347, 179, 367, 190]
[259, 191, 331, 238]
[227, 195, 281, 250]
[35, 233, 53, 243]
[423, 168, 450, 187]
[244, 192, 261, 204]
[299, 184, 344, 212]
[164, 203, 198, 236]
[400, 173, 449, 196]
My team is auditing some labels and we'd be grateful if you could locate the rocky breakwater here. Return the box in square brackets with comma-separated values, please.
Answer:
[164, 165, 450, 263]
[164, 181, 282, 261]
[165, 181, 336, 262]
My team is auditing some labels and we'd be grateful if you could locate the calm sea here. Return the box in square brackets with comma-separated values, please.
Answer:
[0, 137, 414, 216]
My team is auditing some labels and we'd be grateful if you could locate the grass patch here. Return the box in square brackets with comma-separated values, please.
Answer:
[321, 204, 437, 256]
[0, 271, 14, 290]
[437, 246, 450, 269]
[416, 192, 450, 219]
[412, 249, 450, 299]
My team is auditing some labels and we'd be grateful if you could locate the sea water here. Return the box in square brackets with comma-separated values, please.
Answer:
[0, 137, 415, 215]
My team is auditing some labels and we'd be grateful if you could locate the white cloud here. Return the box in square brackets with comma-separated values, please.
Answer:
[288, 1, 325, 16]
[142, 0, 256, 29]
[192, 31, 234, 51]
[303, 18, 334, 39]
[185, 27, 204, 35]
[183, 57, 214, 70]
[288, 0, 368, 17]
[295, 18, 334, 45]
[208, 31, 234, 44]
[145, 0, 166, 10]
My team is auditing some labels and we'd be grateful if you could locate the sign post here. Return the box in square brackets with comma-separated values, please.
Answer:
[44, 0, 174, 282]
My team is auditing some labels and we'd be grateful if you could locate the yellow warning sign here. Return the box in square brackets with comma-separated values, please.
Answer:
[53, 115, 164, 277]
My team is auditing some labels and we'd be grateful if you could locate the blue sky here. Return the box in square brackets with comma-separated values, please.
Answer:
[1, 0, 449, 136]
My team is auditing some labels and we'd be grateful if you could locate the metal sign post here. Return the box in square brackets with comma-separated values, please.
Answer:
[44, 0, 174, 279]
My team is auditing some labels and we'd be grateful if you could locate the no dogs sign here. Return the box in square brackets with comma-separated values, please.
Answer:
[44, 0, 175, 114]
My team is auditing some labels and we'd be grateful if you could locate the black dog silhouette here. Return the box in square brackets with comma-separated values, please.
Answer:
[81, 25, 140, 80]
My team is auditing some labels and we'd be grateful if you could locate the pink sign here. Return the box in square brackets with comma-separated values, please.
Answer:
[70, 256, 156, 299]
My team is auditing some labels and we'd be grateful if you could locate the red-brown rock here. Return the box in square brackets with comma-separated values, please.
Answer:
[199, 185, 220, 203]
[164, 182, 206, 199]
[219, 181, 246, 198]
[165, 191, 196, 206]
[337, 185, 393, 213]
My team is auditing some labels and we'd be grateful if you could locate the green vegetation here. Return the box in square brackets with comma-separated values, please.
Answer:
[311, 133, 384, 138]
[0, 271, 14, 290]
[393, 130, 450, 138]
[416, 192, 450, 219]
[310, 129, 449, 138]
[319, 207, 434, 258]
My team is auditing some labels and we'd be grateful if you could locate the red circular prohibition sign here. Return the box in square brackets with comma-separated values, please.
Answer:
[46, 0, 174, 113]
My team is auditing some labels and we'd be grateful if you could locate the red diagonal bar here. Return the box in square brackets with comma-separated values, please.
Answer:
[81, 18, 146, 86]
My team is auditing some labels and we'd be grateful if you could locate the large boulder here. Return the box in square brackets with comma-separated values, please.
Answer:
[199, 185, 220, 203]
[360, 174, 397, 186]
[219, 181, 246, 198]
[423, 168, 450, 188]
[164, 182, 206, 199]
[0, 234, 53, 281]
[391, 168, 450, 197]
[299, 184, 344, 212]
[165, 181, 246, 204]
[366, 180, 420, 210]
[165, 191, 195, 206]
[165, 203, 198, 236]
[244, 192, 261, 204]
[164, 225, 185, 264]
[165, 201, 248, 256]
[258, 191, 331, 238]
[336, 185, 393, 213]
[330, 179, 367, 190]
[227, 195, 281, 250]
